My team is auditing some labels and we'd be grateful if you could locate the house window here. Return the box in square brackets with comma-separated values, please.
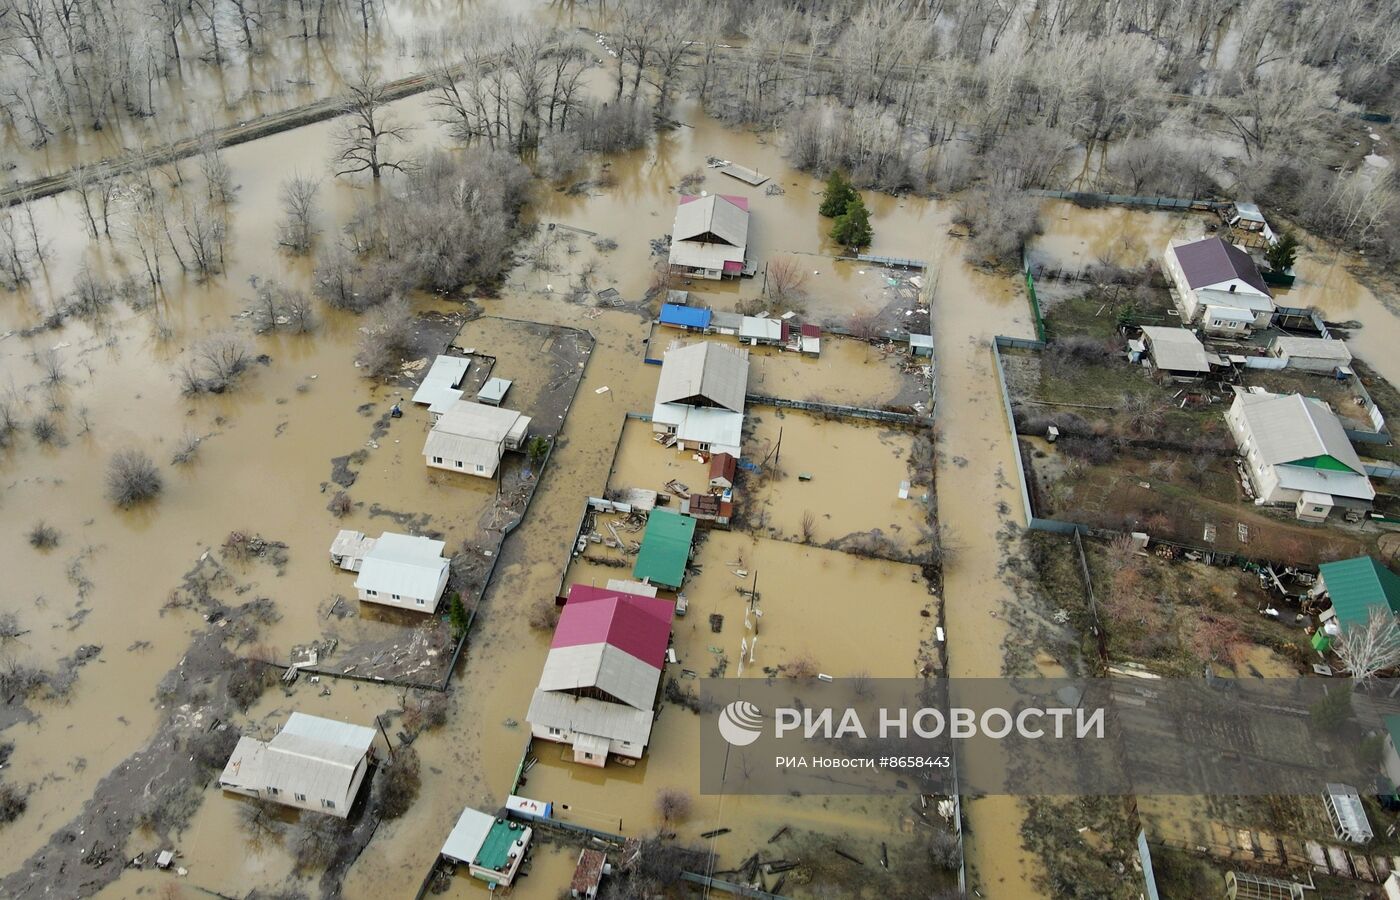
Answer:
[455, 461, 464, 468]
[295, 793, 307, 802]
[416, 598, 425, 606]
[366, 589, 377, 597]
[549, 727, 561, 735]
[476, 465, 485, 473]
[432, 456, 443, 464]
[391, 593, 400, 600]
[583, 752, 594, 760]
[267, 787, 280, 796]
[322, 799, 335, 810]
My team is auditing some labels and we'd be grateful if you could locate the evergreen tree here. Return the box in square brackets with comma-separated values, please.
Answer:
[818, 171, 856, 218]
[831, 193, 873, 249]
[447, 593, 470, 638]
[1264, 228, 1299, 272]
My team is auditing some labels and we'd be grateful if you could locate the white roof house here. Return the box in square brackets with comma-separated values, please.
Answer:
[329, 529, 376, 571]
[219, 713, 376, 818]
[411, 355, 472, 417]
[1139, 326, 1214, 376]
[353, 532, 451, 612]
[651, 342, 749, 458]
[739, 316, 784, 344]
[424, 399, 531, 478]
[1226, 389, 1374, 514]
[669, 194, 750, 279]
[1267, 336, 1353, 372]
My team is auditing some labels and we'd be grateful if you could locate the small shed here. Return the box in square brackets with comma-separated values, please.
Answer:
[660, 303, 713, 331]
[441, 807, 533, 887]
[1222, 201, 1268, 233]
[633, 509, 698, 589]
[710, 310, 743, 335]
[477, 377, 512, 407]
[684, 492, 732, 526]
[1139, 326, 1214, 380]
[571, 848, 609, 899]
[1317, 556, 1400, 630]
[1324, 783, 1373, 844]
[1224, 871, 1305, 900]
[740, 315, 786, 346]
[799, 323, 821, 356]
[329, 530, 375, 571]
[909, 333, 933, 357]
[709, 452, 737, 490]
[1267, 336, 1353, 373]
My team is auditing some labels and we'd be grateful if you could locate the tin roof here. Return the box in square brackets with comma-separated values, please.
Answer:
[633, 509, 697, 588]
[410, 355, 470, 410]
[353, 533, 449, 601]
[218, 713, 375, 806]
[1270, 336, 1353, 363]
[1319, 556, 1400, 630]
[553, 584, 674, 667]
[1171, 236, 1271, 296]
[660, 304, 713, 329]
[655, 341, 749, 413]
[1140, 326, 1211, 373]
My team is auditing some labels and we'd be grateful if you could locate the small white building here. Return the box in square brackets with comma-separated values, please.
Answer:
[441, 807, 533, 888]
[411, 355, 472, 421]
[329, 529, 375, 571]
[651, 341, 749, 458]
[218, 713, 376, 818]
[739, 315, 784, 346]
[1324, 783, 1373, 844]
[352, 532, 451, 612]
[1267, 335, 1354, 373]
[1226, 389, 1374, 520]
[424, 399, 531, 479]
[1164, 236, 1275, 336]
[1137, 326, 1216, 381]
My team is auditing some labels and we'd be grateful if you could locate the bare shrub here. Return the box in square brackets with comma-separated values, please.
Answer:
[764, 255, 808, 305]
[528, 598, 561, 631]
[227, 658, 274, 711]
[326, 491, 353, 517]
[289, 813, 352, 872]
[926, 828, 962, 870]
[171, 431, 201, 465]
[953, 188, 1043, 269]
[34, 347, 65, 387]
[278, 175, 320, 254]
[783, 654, 820, 679]
[30, 415, 60, 445]
[536, 130, 583, 182]
[190, 726, 240, 769]
[799, 510, 817, 544]
[401, 692, 449, 735]
[356, 297, 413, 379]
[0, 613, 21, 639]
[0, 783, 28, 825]
[106, 449, 163, 508]
[68, 265, 115, 319]
[27, 522, 59, 549]
[237, 797, 285, 844]
[654, 787, 693, 827]
[180, 332, 255, 394]
[373, 745, 421, 820]
[0, 394, 18, 447]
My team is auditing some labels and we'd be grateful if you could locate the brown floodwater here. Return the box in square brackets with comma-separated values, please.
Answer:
[9, 52, 1400, 900]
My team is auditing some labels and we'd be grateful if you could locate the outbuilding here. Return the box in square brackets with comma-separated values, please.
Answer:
[410, 355, 472, 421]
[441, 807, 533, 887]
[1266, 336, 1353, 373]
[352, 532, 451, 612]
[424, 399, 531, 478]
[633, 508, 697, 590]
[1137, 326, 1216, 381]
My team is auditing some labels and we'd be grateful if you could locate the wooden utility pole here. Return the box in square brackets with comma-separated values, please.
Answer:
[376, 714, 394, 762]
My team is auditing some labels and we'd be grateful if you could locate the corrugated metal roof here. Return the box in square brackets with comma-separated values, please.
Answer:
[434, 400, 528, 442]
[354, 533, 449, 601]
[1171, 236, 1271, 296]
[655, 342, 749, 413]
[1319, 556, 1400, 629]
[651, 403, 744, 453]
[633, 509, 697, 588]
[410, 356, 470, 409]
[1270, 336, 1353, 362]
[554, 585, 674, 665]
[1141, 326, 1211, 373]
[477, 377, 512, 404]
[673, 194, 750, 245]
[526, 689, 656, 746]
[329, 530, 375, 560]
[1233, 391, 1364, 471]
[423, 431, 501, 473]
[218, 713, 375, 807]
[740, 316, 783, 340]
[441, 806, 494, 864]
[660, 304, 713, 329]
[536, 643, 663, 710]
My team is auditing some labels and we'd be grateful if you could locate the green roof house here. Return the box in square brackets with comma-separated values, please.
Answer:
[632, 509, 697, 590]
[1318, 556, 1400, 631]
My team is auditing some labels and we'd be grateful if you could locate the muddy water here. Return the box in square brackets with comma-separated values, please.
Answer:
[746, 336, 926, 409]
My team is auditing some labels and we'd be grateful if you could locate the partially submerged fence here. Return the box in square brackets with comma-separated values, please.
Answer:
[1021, 247, 1047, 342]
[746, 393, 931, 428]
[1028, 189, 1221, 212]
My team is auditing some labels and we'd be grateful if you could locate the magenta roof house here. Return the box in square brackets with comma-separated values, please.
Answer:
[526, 585, 674, 767]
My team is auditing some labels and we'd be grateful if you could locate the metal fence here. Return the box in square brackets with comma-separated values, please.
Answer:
[1029, 189, 1220, 212]
[1021, 248, 1047, 342]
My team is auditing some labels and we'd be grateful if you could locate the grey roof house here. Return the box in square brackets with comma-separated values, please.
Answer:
[219, 713, 376, 818]
[668, 194, 750, 280]
[423, 399, 531, 478]
[651, 341, 749, 458]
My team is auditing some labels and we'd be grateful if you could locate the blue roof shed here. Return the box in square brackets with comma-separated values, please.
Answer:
[660, 304, 712, 330]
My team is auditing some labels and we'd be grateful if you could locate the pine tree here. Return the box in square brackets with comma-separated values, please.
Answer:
[1264, 228, 1298, 272]
[818, 171, 856, 218]
[830, 193, 873, 249]
[447, 594, 470, 638]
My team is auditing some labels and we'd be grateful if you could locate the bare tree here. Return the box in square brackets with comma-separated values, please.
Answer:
[277, 174, 319, 254]
[1334, 608, 1400, 687]
[764, 256, 808, 305]
[106, 448, 163, 508]
[654, 787, 693, 827]
[332, 65, 412, 179]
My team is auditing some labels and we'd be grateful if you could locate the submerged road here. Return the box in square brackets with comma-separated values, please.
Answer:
[929, 240, 1048, 898]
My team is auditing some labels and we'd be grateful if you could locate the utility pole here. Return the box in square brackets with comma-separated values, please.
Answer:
[375, 714, 394, 763]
